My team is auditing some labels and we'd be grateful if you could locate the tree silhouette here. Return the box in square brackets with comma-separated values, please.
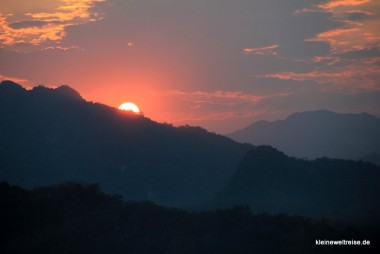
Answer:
[1, 181, 379, 254]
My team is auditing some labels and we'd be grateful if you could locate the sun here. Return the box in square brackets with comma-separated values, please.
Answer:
[118, 102, 140, 113]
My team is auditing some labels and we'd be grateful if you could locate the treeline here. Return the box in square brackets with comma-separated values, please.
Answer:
[1, 182, 378, 254]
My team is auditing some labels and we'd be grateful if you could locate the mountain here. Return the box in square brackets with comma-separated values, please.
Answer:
[228, 110, 380, 163]
[211, 146, 380, 221]
[0, 80, 250, 207]
[3, 182, 379, 254]
[361, 152, 380, 166]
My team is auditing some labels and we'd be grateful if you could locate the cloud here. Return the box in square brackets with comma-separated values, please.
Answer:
[259, 56, 380, 92]
[0, 73, 30, 86]
[264, 0, 380, 95]
[244, 44, 279, 56]
[162, 89, 292, 132]
[318, 0, 370, 9]
[305, 0, 380, 54]
[9, 20, 50, 29]
[169, 90, 292, 106]
[42, 45, 83, 51]
[312, 56, 341, 66]
[1, 0, 380, 133]
[0, 0, 105, 51]
[168, 110, 270, 126]
[0, 14, 66, 47]
[345, 10, 373, 20]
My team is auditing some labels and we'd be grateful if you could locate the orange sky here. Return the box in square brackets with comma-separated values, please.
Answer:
[1, 0, 380, 133]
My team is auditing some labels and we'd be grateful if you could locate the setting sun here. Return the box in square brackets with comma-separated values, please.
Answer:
[118, 102, 140, 113]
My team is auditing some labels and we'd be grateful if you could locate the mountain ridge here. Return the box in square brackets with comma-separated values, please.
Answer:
[229, 110, 380, 162]
[211, 145, 380, 221]
[0, 80, 250, 207]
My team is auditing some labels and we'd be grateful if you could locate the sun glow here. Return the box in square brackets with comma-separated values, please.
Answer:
[118, 102, 140, 113]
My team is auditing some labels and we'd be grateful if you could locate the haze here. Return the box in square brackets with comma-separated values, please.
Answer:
[1, 0, 380, 133]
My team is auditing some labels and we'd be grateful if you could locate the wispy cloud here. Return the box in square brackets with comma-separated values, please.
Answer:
[312, 56, 341, 66]
[168, 90, 290, 106]
[260, 57, 380, 92]
[162, 90, 292, 129]
[0, 73, 30, 86]
[168, 110, 269, 125]
[244, 44, 279, 56]
[318, 0, 370, 9]
[0, 0, 105, 51]
[270, 0, 380, 94]
[305, 0, 380, 54]
[42, 45, 83, 51]
[345, 10, 374, 20]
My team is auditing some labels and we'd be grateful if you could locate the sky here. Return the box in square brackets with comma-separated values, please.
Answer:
[1, 0, 380, 134]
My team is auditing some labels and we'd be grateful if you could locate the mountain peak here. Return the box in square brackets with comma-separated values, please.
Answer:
[287, 110, 375, 121]
[212, 145, 380, 220]
[229, 110, 380, 162]
[31, 85, 84, 101]
[0, 82, 248, 207]
[286, 110, 336, 121]
[0, 80, 84, 102]
[0, 80, 27, 93]
[246, 145, 287, 161]
[238, 146, 289, 171]
[54, 85, 84, 101]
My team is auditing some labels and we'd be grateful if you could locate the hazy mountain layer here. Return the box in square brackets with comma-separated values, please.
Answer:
[212, 146, 380, 221]
[229, 110, 380, 162]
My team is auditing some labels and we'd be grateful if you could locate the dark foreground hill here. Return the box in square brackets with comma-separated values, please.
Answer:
[0, 80, 249, 207]
[228, 110, 380, 163]
[211, 146, 380, 222]
[1, 182, 378, 254]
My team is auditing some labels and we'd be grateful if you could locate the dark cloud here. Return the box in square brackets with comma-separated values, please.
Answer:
[345, 11, 373, 21]
[337, 47, 380, 60]
[9, 20, 49, 29]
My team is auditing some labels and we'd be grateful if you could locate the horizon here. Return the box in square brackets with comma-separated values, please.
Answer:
[3, 79, 379, 135]
[1, 0, 380, 133]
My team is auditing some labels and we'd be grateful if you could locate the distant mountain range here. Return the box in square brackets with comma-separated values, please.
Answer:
[1, 80, 379, 221]
[211, 146, 380, 221]
[228, 110, 380, 164]
[0, 80, 249, 207]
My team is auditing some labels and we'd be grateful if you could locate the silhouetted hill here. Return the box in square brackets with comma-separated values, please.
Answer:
[32, 84, 84, 101]
[228, 110, 380, 163]
[361, 152, 380, 167]
[1, 182, 378, 254]
[0, 80, 249, 207]
[211, 146, 380, 221]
